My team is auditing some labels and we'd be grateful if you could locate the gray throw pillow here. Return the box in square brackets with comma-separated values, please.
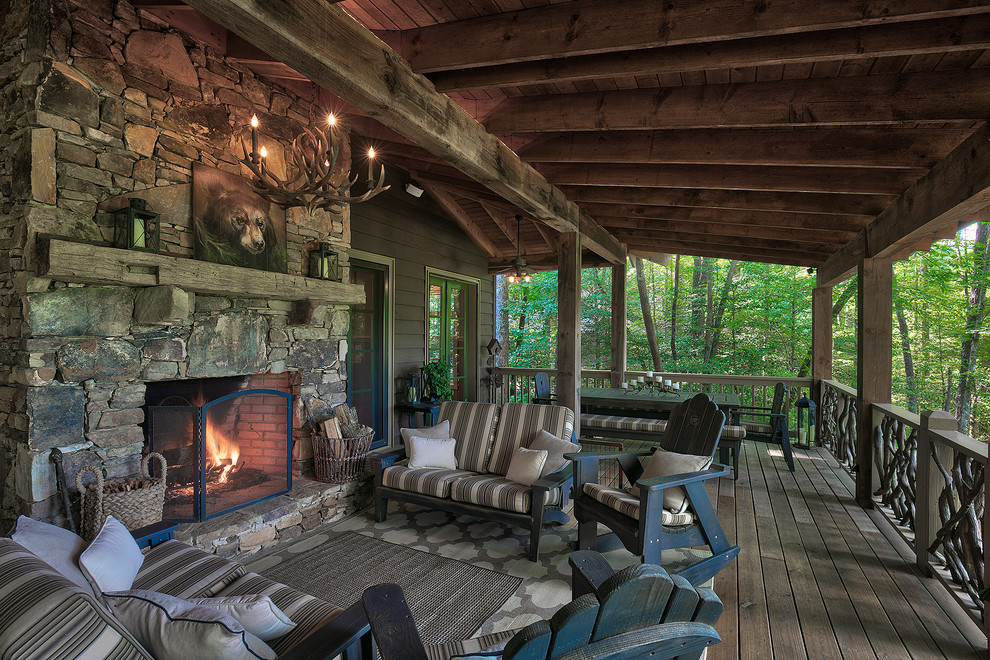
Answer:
[628, 448, 712, 513]
[399, 419, 450, 446]
[528, 429, 577, 476]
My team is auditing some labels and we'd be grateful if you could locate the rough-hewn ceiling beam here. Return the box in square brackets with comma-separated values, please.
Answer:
[578, 204, 868, 234]
[596, 215, 857, 244]
[387, 0, 990, 73]
[608, 237, 825, 268]
[607, 228, 839, 256]
[484, 70, 990, 132]
[414, 179, 501, 258]
[430, 14, 990, 91]
[541, 164, 924, 195]
[180, 0, 625, 264]
[516, 128, 970, 169]
[819, 122, 990, 286]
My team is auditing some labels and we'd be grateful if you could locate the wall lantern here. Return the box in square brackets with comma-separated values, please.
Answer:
[113, 198, 160, 253]
[794, 395, 817, 449]
[308, 242, 340, 281]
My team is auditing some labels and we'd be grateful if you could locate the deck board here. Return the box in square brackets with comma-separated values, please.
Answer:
[707, 439, 985, 660]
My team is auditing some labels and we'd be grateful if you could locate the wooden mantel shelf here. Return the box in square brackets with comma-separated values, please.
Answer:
[38, 238, 366, 305]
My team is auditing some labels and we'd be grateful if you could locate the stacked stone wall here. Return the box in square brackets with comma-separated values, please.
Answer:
[0, 0, 364, 548]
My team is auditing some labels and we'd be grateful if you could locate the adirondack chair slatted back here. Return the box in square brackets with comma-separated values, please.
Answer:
[660, 392, 725, 458]
[770, 382, 787, 416]
[591, 565, 675, 642]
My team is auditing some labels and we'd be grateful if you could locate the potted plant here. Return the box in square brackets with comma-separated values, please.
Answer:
[421, 360, 453, 402]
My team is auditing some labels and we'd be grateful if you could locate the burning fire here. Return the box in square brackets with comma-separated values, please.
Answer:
[191, 391, 241, 484]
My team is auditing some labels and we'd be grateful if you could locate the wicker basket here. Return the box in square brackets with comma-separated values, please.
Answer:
[75, 453, 167, 541]
[312, 427, 374, 484]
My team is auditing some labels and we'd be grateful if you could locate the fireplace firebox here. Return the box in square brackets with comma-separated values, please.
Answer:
[146, 377, 293, 522]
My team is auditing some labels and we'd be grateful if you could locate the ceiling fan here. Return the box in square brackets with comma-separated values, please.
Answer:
[505, 214, 532, 283]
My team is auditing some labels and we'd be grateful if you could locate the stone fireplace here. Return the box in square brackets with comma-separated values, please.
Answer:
[0, 0, 376, 555]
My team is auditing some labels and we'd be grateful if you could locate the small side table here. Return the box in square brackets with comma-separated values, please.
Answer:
[395, 401, 442, 428]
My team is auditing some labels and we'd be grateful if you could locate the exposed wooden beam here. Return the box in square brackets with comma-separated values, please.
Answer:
[431, 14, 990, 91]
[819, 122, 990, 286]
[181, 0, 625, 264]
[580, 204, 868, 233]
[541, 164, 923, 195]
[597, 216, 854, 246]
[485, 70, 990, 132]
[516, 128, 971, 169]
[561, 186, 890, 218]
[607, 238, 823, 268]
[479, 203, 520, 249]
[393, 0, 990, 73]
[414, 179, 501, 259]
[607, 228, 838, 258]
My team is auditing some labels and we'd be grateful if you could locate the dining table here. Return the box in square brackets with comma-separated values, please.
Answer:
[579, 386, 742, 422]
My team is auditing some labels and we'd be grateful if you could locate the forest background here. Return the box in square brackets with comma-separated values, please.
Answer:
[496, 222, 990, 439]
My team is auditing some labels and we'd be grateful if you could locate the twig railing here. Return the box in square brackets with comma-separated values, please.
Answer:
[821, 379, 858, 469]
[872, 403, 919, 534]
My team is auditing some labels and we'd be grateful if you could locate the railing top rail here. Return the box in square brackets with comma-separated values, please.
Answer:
[496, 367, 811, 387]
[928, 426, 989, 462]
[494, 367, 556, 376]
[873, 402, 921, 427]
[822, 379, 857, 397]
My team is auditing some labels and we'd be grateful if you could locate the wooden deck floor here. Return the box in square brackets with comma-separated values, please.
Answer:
[708, 439, 987, 660]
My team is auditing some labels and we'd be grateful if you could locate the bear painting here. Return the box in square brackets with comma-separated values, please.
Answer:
[192, 163, 287, 273]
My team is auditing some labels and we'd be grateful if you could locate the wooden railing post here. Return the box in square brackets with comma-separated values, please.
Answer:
[557, 232, 582, 438]
[812, 284, 833, 446]
[609, 263, 627, 388]
[916, 410, 957, 577]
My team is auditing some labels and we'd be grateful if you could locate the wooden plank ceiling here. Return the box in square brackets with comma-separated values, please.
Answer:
[147, 0, 990, 274]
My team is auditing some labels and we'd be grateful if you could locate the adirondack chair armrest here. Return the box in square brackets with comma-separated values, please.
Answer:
[636, 464, 730, 491]
[373, 446, 407, 471]
[277, 600, 372, 660]
[531, 463, 573, 492]
[733, 404, 772, 413]
[553, 621, 719, 660]
[565, 449, 650, 462]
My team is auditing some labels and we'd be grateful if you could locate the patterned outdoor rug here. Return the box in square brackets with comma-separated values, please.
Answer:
[249, 502, 711, 640]
[256, 530, 521, 644]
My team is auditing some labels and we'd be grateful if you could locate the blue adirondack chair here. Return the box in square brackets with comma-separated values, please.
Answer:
[735, 381, 794, 471]
[362, 550, 721, 660]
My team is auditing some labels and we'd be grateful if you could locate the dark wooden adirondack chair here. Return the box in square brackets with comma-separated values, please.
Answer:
[362, 550, 721, 660]
[569, 392, 740, 586]
[533, 371, 556, 405]
[735, 381, 794, 471]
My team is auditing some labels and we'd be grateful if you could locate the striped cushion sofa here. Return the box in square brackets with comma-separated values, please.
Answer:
[373, 401, 577, 561]
[0, 535, 367, 659]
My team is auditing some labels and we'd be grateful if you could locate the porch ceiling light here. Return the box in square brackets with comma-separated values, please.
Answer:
[239, 113, 389, 215]
[506, 215, 533, 284]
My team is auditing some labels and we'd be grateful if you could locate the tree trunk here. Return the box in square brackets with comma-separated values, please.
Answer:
[945, 368, 954, 412]
[634, 256, 663, 370]
[704, 260, 738, 361]
[670, 255, 680, 365]
[895, 302, 918, 412]
[797, 280, 856, 377]
[955, 221, 990, 434]
[690, 256, 706, 339]
[495, 275, 509, 366]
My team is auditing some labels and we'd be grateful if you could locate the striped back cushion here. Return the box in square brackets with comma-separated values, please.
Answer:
[0, 539, 150, 659]
[438, 401, 499, 473]
[133, 540, 245, 599]
[488, 403, 575, 475]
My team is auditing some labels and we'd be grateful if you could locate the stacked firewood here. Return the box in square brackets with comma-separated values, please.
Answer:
[86, 477, 157, 494]
[322, 403, 363, 440]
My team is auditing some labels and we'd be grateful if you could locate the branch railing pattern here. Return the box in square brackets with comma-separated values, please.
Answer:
[872, 405, 919, 532]
[821, 380, 858, 469]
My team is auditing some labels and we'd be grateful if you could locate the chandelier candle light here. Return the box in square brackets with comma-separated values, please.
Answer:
[240, 113, 389, 215]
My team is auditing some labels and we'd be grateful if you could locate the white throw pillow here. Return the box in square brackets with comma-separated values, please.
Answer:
[9, 515, 95, 596]
[190, 594, 296, 641]
[628, 449, 712, 513]
[527, 429, 577, 476]
[399, 419, 450, 446]
[78, 515, 144, 595]
[504, 446, 549, 486]
[105, 589, 276, 660]
[406, 436, 458, 469]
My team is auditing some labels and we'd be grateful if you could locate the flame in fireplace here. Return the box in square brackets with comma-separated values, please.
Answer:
[205, 413, 240, 484]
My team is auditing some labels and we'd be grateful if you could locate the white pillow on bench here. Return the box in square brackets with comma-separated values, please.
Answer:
[406, 436, 458, 469]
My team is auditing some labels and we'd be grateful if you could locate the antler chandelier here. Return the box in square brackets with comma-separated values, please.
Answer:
[239, 113, 389, 215]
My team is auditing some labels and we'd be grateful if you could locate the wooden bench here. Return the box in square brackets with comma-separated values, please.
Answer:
[581, 413, 746, 480]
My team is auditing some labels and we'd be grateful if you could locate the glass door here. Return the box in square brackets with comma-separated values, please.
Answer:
[349, 260, 388, 448]
[428, 276, 471, 401]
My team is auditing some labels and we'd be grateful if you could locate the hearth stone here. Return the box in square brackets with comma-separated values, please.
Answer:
[26, 385, 84, 450]
[286, 340, 337, 371]
[25, 287, 134, 337]
[57, 338, 141, 382]
[187, 311, 268, 378]
[39, 62, 100, 129]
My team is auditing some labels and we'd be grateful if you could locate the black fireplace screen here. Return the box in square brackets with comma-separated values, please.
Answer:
[148, 388, 292, 522]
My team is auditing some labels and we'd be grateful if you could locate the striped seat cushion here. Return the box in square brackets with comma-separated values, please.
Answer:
[382, 463, 477, 498]
[582, 483, 695, 525]
[133, 540, 245, 599]
[581, 414, 667, 433]
[450, 474, 561, 514]
[488, 403, 575, 475]
[216, 572, 343, 657]
[740, 420, 773, 434]
[0, 539, 150, 659]
[437, 401, 500, 473]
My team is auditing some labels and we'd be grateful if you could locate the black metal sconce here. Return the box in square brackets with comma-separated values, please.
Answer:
[308, 242, 340, 281]
[113, 198, 160, 253]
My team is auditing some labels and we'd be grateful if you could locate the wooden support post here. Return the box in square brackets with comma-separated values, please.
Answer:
[812, 284, 833, 446]
[557, 232, 582, 437]
[609, 262, 627, 388]
[916, 410, 957, 576]
[856, 257, 893, 508]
